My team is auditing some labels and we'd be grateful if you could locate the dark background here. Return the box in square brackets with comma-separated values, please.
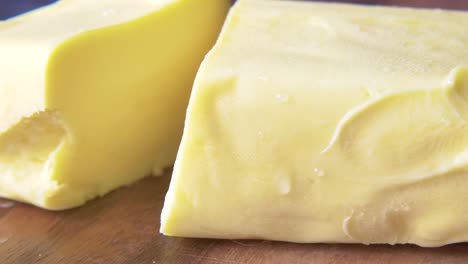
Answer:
[0, 0, 57, 19]
[0, 0, 467, 20]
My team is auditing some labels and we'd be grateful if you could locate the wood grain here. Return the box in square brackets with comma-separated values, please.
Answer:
[1, 170, 468, 264]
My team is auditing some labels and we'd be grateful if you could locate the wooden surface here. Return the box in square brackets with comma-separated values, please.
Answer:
[0, 171, 468, 264]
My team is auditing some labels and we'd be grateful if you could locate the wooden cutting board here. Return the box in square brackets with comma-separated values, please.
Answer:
[1, 170, 468, 264]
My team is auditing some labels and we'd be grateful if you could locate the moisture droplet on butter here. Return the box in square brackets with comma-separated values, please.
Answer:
[275, 94, 290, 103]
[342, 214, 354, 240]
[258, 75, 269, 82]
[314, 168, 325, 177]
[101, 9, 117, 17]
[257, 131, 264, 139]
[274, 171, 291, 195]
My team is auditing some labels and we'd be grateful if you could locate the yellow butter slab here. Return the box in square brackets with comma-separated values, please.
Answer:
[0, 0, 230, 209]
[161, 0, 468, 246]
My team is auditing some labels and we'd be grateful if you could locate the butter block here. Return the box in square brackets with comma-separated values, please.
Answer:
[0, 0, 230, 209]
[161, 0, 468, 246]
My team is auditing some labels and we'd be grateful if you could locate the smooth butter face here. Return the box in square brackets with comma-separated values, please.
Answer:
[0, 0, 176, 132]
[161, 0, 468, 246]
[0, 0, 230, 209]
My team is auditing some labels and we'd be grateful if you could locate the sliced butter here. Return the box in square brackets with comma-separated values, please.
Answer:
[0, 0, 230, 209]
[161, 0, 468, 247]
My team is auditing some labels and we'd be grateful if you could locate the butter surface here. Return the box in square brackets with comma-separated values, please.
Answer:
[0, 0, 230, 209]
[161, 0, 468, 246]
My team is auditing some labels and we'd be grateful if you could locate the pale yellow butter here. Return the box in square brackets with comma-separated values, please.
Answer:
[161, 0, 468, 246]
[0, 0, 230, 209]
